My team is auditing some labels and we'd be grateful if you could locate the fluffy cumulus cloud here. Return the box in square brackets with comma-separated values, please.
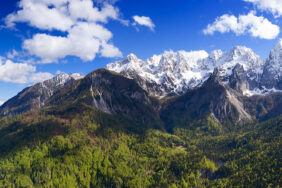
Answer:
[22, 22, 118, 62]
[5, 0, 124, 63]
[243, 0, 282, 17]
[133, 15, 155, 31]
[0, 58, 53, 84]
[203, 11, 280, 39]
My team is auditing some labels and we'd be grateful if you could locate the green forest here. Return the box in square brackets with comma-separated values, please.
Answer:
[0, 109, 281, 187]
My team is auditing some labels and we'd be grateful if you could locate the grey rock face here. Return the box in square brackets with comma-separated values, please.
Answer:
[228, 64, 249, 93]
[87, 69, 153, 115]
[228, 64, 261, 94]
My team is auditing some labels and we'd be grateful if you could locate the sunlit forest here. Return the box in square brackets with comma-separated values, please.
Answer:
[0, 109, 280, 187]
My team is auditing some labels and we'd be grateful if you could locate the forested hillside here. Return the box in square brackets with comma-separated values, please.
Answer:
[0, 108, 280, 187]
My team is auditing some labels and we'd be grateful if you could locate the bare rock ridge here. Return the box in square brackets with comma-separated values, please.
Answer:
[0, 73, 84, 116]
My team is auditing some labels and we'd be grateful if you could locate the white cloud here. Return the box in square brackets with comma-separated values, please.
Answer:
[243, 0, 282, 17]
[69, 1, 118, 22]
[5, 0, 73, 31]
[0, 101, 4, 106]
[133, 15, 155, 31]
[0, 58, 53, 84]
[5, 0, 124, 63]
[203, 11, 280, 39]
[22, 22, 109, 62]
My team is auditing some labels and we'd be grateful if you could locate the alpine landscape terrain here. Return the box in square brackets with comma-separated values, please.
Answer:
[0, 0, 281, 187]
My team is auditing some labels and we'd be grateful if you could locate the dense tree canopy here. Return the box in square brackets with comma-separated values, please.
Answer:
[0, 111, 281, 187]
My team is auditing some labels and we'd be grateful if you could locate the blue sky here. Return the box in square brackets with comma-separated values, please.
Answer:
[0, 0, 282, 103]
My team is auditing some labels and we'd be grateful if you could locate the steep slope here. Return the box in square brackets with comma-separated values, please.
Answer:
[241, 92, 282, 121]
[45, 69, 163, 130]
[160, 72, 252, 132]
[0, 73, 84, 116]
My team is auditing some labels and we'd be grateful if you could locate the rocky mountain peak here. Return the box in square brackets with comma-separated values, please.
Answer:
[265, 39, 282, 69]
[125, 53, 139, 62]
[44, 73, 84, 88]
[209, 50, 223, 61]
[269, 39, 282, 59]
[229, 46, 252, 55]
[260, 39, 282, 90]
[216, 46, 263, 69]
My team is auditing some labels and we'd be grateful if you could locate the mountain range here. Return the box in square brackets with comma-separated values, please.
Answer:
[0, 40, 281, 130]
[107, 40, 282, 97]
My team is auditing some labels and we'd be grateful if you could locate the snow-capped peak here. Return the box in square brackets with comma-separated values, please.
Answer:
[126, 53, 139, 61]
[43, 73, 84, 87]
[107, 50, 214, 94]
[214, 46, 264, 82]
[70, 73, 84, 80]
[216, 46, 263, 67]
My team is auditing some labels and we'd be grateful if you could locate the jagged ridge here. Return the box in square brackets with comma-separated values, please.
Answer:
[107, 42, 282, 97]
